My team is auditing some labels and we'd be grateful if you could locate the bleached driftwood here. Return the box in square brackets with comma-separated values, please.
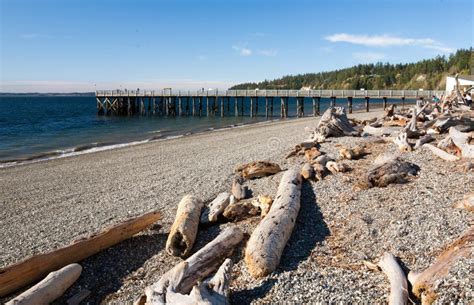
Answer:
[143, 225, 243, 304]
[408, 226, 473, 304]
[312, 163, 327, 181]
[393, 130, 412, 152]
[377, 253, 408, 305]
[453, 192, 474, 212]
[166, 195, 203, 258]
[326, 161, 349, 174]
[423, 144, 460, 162]
[0, 211, 161, 297]
[366, 155, 419, 188]
[311, 154, 333, 167]
[301, 163, 315, 179]
[200, 192, 231, 224]
[223, 198, 259, 221]
[235, 161, 281, 179]
[231, 175, 248, 200]
[339, 145, 367, 160]
[414, 135, 435, 150]
[245, 168, 302, 278]
[309, 107, 359, 142]
[5, 264, 82, 305]
[449, 127, 474, 158]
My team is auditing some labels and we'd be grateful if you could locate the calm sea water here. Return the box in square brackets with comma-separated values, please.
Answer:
[0, 96, 407, 164]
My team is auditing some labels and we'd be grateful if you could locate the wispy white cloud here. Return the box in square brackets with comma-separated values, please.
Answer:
[258, 49, 277, 57]
[20, 33, 53, 39]
[352, 52, 386, 62]
[232, 43, 252, 56]
[325, 33, 454, 53]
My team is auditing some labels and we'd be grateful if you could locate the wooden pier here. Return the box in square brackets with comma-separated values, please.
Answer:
[95, 89, 446, 117]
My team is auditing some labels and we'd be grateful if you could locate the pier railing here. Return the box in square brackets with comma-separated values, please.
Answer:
[96, 89, 446, 99]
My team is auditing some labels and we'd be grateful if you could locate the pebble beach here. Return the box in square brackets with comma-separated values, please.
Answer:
[1, 110, 472, 304]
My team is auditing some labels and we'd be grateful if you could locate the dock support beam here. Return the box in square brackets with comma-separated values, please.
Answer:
[206, 97, 210, 117]
[265, 97, 269, 118]
[270, 97, 274, 117]
[255, 96, 258, 116]
[220, 96, 224, 117]
[234, 97, 239, 117]
[383, 97, 387, 110]
[280, 97, 288, 118]
[330, 96, 336, 107]
[365, 97, 370, 112]
[297, 97, 304, 117]
[401, 97, 405, 109]
[250, 97, 254, 118]
[347, 97, 353, 114]
[97, 98, 105, 115]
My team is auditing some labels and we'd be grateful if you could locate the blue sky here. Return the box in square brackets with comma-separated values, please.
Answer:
[0, 0, 472, 92]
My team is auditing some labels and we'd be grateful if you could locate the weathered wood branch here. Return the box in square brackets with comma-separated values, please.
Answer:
[0, 211, 161, 297]
[453, 192, 474, 212]
[143, 225, 243, 304]
[245, 168, 303, 278]
[393, 130, 412, 152]
[339, 145, 368, 160]
[366, 155, 419, 188]
[231, 175, 248, 200]
[377, 253, 408, 305]
[423, 144, 460, 162]
[200, 192, 231, 224]
[408, 226, 473, 304]
[223, 198, 259, 221]
[5, 264, 82, 305]
[414, 135, 435, 150]
[166, 195, 203, 258]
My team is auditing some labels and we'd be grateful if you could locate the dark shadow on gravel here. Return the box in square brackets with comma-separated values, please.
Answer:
[230, 278, 277, 305]
[278, 180, 330, 271]
[53, 226, 167, 305]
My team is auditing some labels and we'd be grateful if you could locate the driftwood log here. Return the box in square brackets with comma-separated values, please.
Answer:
[301, 163, 315, 179]
[5, 264, 82, 305]
[423, 144, 460, 162]
[166, 195, 203, 258]
[309, 107, 359, 142]
[378, 253, 408, 305]
[235, 161, 281, 179]
[393, 130, 412, 152]
[414, 135, 435, 150]
[142, 225, 243, 304]
[245, 168, 303, 278]
[326, 161, 349, 174]
[408, 226, 473, 304]
[339, 145, 367, 160]
[200, 192, 231, 224]
[366, 155, 419, 188]
[0, 211, 161, 297]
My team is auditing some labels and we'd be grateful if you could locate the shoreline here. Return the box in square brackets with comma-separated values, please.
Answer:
[0, 103, 397, 169]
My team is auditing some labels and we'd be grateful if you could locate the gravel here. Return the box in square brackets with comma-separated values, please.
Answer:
[0, 110, 472, 304]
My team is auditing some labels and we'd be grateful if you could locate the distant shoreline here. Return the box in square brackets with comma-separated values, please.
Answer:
[0, 92, 95, 97]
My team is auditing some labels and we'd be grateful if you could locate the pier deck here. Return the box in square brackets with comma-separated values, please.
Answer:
[95, 89, 446, 117]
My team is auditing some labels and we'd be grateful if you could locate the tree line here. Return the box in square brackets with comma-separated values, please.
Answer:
[230, 48, 472, 90]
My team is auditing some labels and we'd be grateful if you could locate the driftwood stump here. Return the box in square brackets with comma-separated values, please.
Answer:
[309, 107, 359, 142]
[366, 155, 419, 188]
[200, 192, 231, 224]
[166, 195, 203, 258]
[235, 161, 281, 179]
[245, 168, 303, 278]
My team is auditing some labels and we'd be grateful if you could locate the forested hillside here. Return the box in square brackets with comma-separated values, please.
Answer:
[230, 49, 472, 90]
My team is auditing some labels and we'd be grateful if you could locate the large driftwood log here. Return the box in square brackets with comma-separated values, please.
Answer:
[326, 161, 350, 174]
[366, 155, 419, 188]
[423, 144, 460, 162]
[5, 264, 82, 305]
[408, 226, 473, 304]
[200, 192, 231, 224]
[449, 127, 474, 158]
[231, 175, 248, 200]
[143, 225, 243, 304]
[166, 195, 203, 258]
[245, 168, 302, 278]
[0, 211, 161, 297]
[377, 253, 408, 305]
[235, 161, 281, 179]
[310, 107, 359, 142]
[362, 125, 399, 137]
